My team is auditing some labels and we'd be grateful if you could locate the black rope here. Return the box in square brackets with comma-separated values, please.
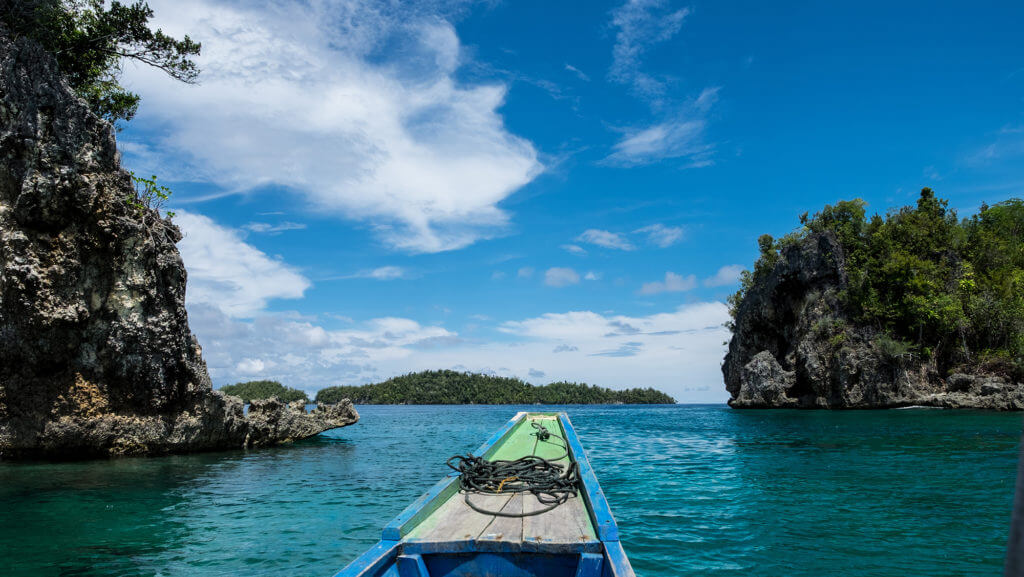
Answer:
[446, 421, 580, 517]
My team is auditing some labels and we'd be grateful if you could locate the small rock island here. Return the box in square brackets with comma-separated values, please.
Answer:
[0, 28, 357, 459]
[724, 191, 1024, 409]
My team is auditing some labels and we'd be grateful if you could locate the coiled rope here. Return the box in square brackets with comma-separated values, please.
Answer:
[446, 421, 580, 517]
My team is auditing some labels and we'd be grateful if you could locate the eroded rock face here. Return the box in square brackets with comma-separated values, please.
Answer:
[0, 29, 358, 458]
[723, 232, 1024, 409]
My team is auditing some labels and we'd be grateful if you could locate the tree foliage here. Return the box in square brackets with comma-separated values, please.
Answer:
[2, 0, 200, 124]
[219, 380, 309, 404]
[315, 370, 676, 405]
[730, 189, 1024, 378]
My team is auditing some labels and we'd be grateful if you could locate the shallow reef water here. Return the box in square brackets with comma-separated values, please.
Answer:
[0, 404, 1019, 576]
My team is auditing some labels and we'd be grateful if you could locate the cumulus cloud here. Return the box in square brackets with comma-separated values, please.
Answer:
[175, 210, 310, 317]
[636, 223, 684, 247]
[188, 299, 731, 401]
[123, 0, 541, 253]
[577, 229, 635, 250]
[639, 271, 697, 295]
[704, 264, 744, 287]
[545, 267, 581, 287]
[188, 304, 456, 385]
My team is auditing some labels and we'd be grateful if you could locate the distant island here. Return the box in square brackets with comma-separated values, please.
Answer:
[725, 189, 1024, 409]
[219, 380, 309, 403]
[315, 370, 676, 404]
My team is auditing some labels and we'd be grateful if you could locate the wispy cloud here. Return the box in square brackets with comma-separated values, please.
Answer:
[545, 267, 581, 287]
[703, 264, 744, 287]
[608, 0, 690, 101]
[565, 63, 590, 81]
[577, 229, 635, 250]
[124, 0, 542, 254]
[562, 244, 587, 255]
[355, 266, 408, 280]
[518, 267, 535, 278]
[243, 221, 307, 234]
[175, 210, 310, 317]
[635, 223, 684, 247]
[639, 271, 697, 294]
[604, 87, 719, 167]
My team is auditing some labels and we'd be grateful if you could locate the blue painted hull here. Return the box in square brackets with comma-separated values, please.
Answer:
[332, 413, 635, 577]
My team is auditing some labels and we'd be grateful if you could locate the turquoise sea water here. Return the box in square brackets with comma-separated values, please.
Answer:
[0, 405, 1021, 576]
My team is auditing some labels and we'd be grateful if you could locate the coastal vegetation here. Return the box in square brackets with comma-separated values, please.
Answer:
[2, 0, 201, 124]
[730, 189, 1024, 380]
[219, 380, 309, 403]
[315, 370, 676, 404]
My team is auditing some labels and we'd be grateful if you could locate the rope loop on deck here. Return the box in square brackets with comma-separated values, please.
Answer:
[446, 422, 580, 517]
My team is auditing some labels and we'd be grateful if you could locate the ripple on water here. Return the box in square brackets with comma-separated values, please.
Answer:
[0, 404, 1019, 576]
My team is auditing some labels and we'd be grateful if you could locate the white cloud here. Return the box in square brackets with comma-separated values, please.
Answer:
[564, 63, 590, 82]
[605, 87, 719, 167]
[636, 223, 684, 247]
[584, 271, 601, 281]
[123, 0, 542, 253]
[235, 358, 267, 375]
[562, 244, 587, 255]
[175, 210, 310, 317]
[243, 221, 307, 234]
[187, 300, 731, 402]
[577, 229, 635, 250]
[639, 271, 697, 295]
[608, 0, 690, 100]
[518, 267, 535, 278]
[704, 264, 744, 287]
[491, 271, 507, 280]
[358, 266, 407, 280]
[545, 267, 581, 287]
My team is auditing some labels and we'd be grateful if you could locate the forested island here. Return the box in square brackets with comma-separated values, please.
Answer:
[315, 370, 676, 404]
[219, 380, 309, 403]
[724, 189, 1024, 409]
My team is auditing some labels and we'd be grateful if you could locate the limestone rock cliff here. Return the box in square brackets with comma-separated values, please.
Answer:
[723, 232, 1024, 409]
[0, 29, 357, 458]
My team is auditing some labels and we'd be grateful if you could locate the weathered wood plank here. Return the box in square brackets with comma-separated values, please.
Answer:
[476, 492, 524, 552]
[405, 492, 510, 542]
[521, 492, 597, 548]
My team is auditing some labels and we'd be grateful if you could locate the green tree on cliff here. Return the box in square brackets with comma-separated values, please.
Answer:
[2, 0, 201, 124]
[730, 189, 1024, 378]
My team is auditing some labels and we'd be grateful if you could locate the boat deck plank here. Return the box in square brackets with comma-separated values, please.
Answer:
[403, 413, 598, 551]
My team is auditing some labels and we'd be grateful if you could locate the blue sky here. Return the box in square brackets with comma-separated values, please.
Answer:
[118, 0, 1024, 402]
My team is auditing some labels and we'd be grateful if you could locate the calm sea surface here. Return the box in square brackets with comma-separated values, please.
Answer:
[1, 405, 1021, 576]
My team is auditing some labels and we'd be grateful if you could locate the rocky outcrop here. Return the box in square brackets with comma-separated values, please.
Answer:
[723, 232, 1024, 409]
[0, 28, 358, 458]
